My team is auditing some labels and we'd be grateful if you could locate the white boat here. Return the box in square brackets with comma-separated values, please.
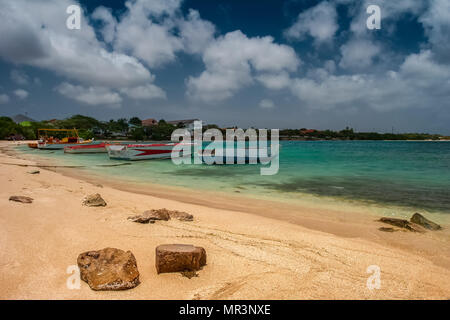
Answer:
[106, 143, 191, 160]
[199, 148, 274, 164]
[64, 142, 107, 154]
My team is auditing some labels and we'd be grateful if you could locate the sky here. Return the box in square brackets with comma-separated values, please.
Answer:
[0, 0, 449, 133]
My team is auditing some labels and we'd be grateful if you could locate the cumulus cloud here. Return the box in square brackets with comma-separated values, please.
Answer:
[120, 84, 166, 100]
[419, 0, 450, 63]
[339, 38, 381, 70]
[0, 94, 9, 104]
[56, 82, 122, 106]
[178, 9, 216, 55]
[0, 0, 153, 88]
[259, 99, 275, 109]
[256, 72, 292, 90]
[14, 89, 29, 100]
[91, 6, 117, 44]
[10, 70, 29, 85]
[187, 30, 300, 102]
[284, 1, 338, 44]
[290, 50, 450, 111]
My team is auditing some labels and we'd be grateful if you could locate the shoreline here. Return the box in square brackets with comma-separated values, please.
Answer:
[1, 141, 450, 299]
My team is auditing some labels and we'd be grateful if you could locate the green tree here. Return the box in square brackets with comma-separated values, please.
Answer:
[129, 117, 142, 126]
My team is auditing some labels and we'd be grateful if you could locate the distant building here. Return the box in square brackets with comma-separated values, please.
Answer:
[141, 118, 158, 127]
[167, 119, 203, 131]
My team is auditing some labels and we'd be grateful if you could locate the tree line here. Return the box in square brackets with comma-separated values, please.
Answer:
[0, 115, 446, 141]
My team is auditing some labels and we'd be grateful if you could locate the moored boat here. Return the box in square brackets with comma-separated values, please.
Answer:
[28, 142, 38, 149]
[37, 128, 93, 150]
[64, 142, 107, 154]
[106, 143, 190, 160]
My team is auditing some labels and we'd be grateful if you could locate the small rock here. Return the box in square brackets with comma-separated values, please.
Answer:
[379, 217, 424, 233]
[167, 209, 194, 222]
[82, 193, 107, 207]
[181, 270, 199, 279]
[128, 209, 170, 223]
[155, 244, 206, 274]
[410, 213, 441, 231]
[28, 170, 40, 174]
[77, 247, 140, 291]
[378, 227, 398, 232]
[9, 196, 33, 203]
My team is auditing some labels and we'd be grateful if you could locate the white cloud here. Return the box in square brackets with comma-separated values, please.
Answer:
[14, 89, 29, 100]
[10, 70, 29, 85]
[259, 99, 275, 109]
[91, 6, 117, 44]
[419, 0, 450, 62]
[284, 1, 338, 44]
[0, 0, 153, 88]
[0, 94, 9, 104]
[120, 84, 166, 100]
[56, 82, 122, 106]
[187, 30, 300, 102]
[290, 50, 450, 112]
[339, 38, 381, 70]
[256, 72, 291, 90]
[178, 9, 216, 55]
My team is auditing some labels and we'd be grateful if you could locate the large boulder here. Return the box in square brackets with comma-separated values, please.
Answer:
[379, 217, 425, 233]
[77, 247, 140, 290]
[9, 196, 33, 203]
[155, 244, 206, 274]
[82, 193, 107, 207]
[410, 213, 441, 231]
[128, 209, 170, 224]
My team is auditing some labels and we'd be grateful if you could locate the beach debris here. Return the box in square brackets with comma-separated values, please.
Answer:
[128, 209, 170, 224]
[379, 217, 425, 233]
[77, 247, 140, 291]
[82, 193, 107, 207]
[378, 227, 398, 232]
[410, 213, 441, 231]
[9, 196, 33, 203]
[155, 244, 206, 274]
[27, 170, 40, 174]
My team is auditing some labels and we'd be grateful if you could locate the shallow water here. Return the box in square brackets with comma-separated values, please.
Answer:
[16, 141, 450, 221]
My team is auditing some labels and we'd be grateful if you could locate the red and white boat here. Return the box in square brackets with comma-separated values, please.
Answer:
[64, 142, 107, 154]
[105, 143, 191, 160]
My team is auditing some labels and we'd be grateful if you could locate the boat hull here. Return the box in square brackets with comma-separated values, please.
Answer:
[64, 142, 107, 154]
[106, 143, 189, 160]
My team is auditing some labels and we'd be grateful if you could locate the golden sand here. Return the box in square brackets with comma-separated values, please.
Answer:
[0, 141, 449, 299]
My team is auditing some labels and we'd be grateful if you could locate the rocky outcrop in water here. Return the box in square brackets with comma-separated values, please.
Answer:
[77, 247, 140, 290]
[155, 244, 206, 274]
[410, 213, 441, 231]
[82, 193, 107, 207]
[9, 196, 33, 203]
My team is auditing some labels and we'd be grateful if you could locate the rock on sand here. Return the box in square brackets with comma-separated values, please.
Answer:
[77, 247, 140, 290]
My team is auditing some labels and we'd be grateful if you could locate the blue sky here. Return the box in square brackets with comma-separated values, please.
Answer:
[0, 0, 449, 133]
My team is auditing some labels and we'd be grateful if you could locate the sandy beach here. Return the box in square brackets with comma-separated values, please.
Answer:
[1, 141, 449, 299]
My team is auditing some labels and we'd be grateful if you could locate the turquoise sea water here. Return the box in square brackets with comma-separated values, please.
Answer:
[16, 141, 450, 218]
